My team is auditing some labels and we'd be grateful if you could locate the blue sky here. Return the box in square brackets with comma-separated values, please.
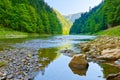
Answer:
[44, 0, 103, 15]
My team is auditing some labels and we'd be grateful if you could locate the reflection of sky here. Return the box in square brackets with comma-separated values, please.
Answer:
[86, 62, 105, 80]
[34, 55, 105, 80]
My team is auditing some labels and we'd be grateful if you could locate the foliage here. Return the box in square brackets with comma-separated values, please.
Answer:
[96, 25, 120, 36]
[70, 0, 120, 34]
[54, 9, 72, 35]
[0, 0, 62, 35]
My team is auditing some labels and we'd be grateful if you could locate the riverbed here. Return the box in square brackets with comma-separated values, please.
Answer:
[0, 35, 120, 80]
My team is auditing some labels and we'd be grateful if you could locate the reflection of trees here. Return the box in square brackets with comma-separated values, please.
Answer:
[58, 41, 72, 52]
[100, 63, 120, 77]
[69, 64, 88, 76]
[38, 48, 61, 75]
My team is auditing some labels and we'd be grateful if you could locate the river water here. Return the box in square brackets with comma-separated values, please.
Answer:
[0, 35, 120, 80]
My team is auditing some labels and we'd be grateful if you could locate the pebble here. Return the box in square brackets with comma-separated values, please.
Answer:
[7, 74, 13, 79]
[0, 48, 40, 80]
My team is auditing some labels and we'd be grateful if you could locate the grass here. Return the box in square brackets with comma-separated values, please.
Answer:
[0, 61, 6, 67]
[0, 26, 61, 39]
[0, 26, 48, 38]
[96, 25, 120, 36]
[100, 63, 120, 77]
[0, 26, 28, 38]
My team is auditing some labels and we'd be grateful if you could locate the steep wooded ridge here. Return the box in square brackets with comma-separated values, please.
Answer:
[54, 9, 72, 35]
[70, 0, 120, 35]
[0, 0, 62, 34]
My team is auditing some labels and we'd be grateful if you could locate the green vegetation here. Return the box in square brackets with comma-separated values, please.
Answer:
[0, 61, 6, 67]
[70, 0, 120, 35]
[96, 25, 120, 36]
[0, 0, 62, 35]
[100, 63, 120, 77]
[0, 26, 28, 38]
[54, 9, 72, 35]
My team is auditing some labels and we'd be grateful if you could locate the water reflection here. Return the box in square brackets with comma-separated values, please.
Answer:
[69, 64, 89, 76]
[0, 36, 51, 50]
[38, 48, 61, 75]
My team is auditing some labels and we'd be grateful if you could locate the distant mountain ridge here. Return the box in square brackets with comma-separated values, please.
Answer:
[64, 13, 81, 22]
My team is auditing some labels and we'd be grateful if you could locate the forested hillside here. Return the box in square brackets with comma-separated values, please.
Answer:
[0, 0, 62, 35]
[70, 0, 120, 34]
[54, 9, 72, 35]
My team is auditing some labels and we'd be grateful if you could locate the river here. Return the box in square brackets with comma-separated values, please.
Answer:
[0, 35, 120, 80]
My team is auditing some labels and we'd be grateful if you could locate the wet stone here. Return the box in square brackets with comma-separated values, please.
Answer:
[7, 74, 13, 79]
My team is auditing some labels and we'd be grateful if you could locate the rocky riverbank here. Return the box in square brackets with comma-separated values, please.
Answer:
[0, 48, 41, 80]
[79, 36, 120, 80]
[80, 36, 120, 60]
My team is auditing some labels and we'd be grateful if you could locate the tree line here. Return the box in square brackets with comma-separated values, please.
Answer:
[70, 0, 120, 34]
[0, 0, 62, 34]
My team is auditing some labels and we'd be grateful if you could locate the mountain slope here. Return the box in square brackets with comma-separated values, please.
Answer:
[54, 9, 72, 35]
[0, 0, 62, 35]
[64, 13, 81, 23]
[96, 25, 120, 36]
[70, 0, 120, 35]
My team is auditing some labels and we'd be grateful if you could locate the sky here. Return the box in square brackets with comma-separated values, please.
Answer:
[44, 0, 103, 15]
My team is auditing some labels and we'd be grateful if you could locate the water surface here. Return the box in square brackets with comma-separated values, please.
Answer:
[0, 35, 120, 80]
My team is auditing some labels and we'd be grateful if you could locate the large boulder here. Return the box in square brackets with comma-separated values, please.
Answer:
[107, 72, 120, 80]
[97, 49, 120, 60]
[69, 54, 88, 69]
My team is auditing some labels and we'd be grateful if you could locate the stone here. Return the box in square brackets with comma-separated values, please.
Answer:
[107, 72, 120, 80]
[115, 59, 120, 66]
[60, 49, 77, 57]
[69, 54, 88, 69]
[80, 44, 90, 52]
[1, 77, 7, 80]
[97, 49, 120, 60]
[7, 74, 13, 79]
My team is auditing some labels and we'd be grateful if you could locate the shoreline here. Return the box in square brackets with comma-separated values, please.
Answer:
[79, 36, 120, 79]
[1, 35, 120, 79]
[80, 36, 120, 62]
[0, 48, 40, 79]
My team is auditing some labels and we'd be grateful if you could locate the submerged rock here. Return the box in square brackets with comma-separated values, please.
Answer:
[107, 72, 120, 80]
[60, 49, 78, 57]
[69, 54, 88, 69]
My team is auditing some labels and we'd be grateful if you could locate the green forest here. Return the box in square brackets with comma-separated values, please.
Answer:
[54, 9, 72, 35]
[0, 0, 62, 35]
[70, 0, 120, 34]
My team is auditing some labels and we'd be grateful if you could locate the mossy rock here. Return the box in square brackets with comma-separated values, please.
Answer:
[0, 61, 6, 67]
